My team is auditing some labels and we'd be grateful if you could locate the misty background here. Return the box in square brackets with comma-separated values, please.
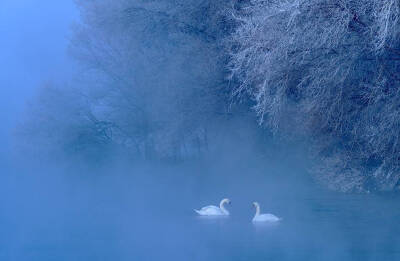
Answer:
[2, 0, 400, 260]
[0, 0, 77, 161]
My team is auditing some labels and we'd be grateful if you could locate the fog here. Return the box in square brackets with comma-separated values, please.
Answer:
[0, 0, 77, 158]
[2, 1, 400, 260]
[3, 148, 400, 260]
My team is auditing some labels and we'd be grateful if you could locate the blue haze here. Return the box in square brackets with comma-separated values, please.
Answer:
[1, 1, 400, 261]
[0, 0, 77, 160]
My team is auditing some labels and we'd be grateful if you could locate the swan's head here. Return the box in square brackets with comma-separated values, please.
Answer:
[252, 202, 260, 208]
[222, 198, 231, 205]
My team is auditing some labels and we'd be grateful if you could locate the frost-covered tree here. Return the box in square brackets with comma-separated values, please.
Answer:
[20, 0, 400, 192]
[68, 0, 233, 160]
[21, 0, 233, 161]
[18, 84, 114, 160]
[227, 0, 400, 192]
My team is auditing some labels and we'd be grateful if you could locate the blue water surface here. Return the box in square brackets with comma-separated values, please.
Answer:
[1, 161, 400, 261]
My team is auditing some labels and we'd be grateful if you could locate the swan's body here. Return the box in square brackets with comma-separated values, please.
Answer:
[252, 202, 281, 222]
[195, 198, 231, 216]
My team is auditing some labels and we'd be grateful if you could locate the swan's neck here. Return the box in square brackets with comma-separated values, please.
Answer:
[254, 205, 260, 217]
[220, 200, 229, 215]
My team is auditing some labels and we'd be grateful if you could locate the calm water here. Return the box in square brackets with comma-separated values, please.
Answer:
[1, 161, 400, 261]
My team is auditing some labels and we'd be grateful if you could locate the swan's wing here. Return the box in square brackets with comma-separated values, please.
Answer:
[196, 205, 223, 215]
[254, 214, 281, 222]
[262, 214, 281, 221]
[200, 205, 219, 211]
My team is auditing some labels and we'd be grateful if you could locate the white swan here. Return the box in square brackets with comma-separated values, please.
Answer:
[252, 202, 281, 222]
[195, 198, 231, 216]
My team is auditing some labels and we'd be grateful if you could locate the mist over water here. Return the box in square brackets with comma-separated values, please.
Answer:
[2, 143, 400, 260]
[2, 0, 400, 260]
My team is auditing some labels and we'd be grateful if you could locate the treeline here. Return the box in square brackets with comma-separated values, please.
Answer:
[20, 0, 236, 161]
[228, 0, 400, 192]
[20, 0, 400, 192]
